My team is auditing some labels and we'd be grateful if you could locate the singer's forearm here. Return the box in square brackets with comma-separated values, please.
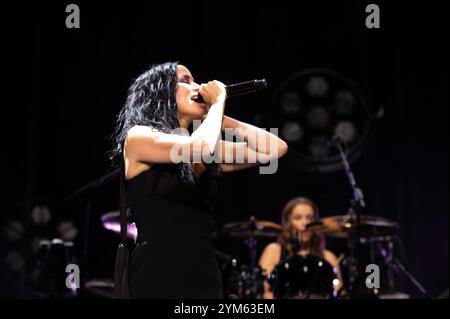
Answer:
[222, 115, 288, 157]
[222, 115, 270, 152]
[191, 100, 225, 153]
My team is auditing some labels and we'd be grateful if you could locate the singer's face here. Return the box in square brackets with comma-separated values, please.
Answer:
[290, 204, 315, 242]
[176, 65, 207, 126]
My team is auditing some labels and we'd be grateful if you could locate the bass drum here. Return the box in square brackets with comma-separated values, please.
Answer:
[268, 254, 338, 299]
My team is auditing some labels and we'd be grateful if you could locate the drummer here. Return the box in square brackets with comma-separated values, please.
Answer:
[259, 196, 344, 298]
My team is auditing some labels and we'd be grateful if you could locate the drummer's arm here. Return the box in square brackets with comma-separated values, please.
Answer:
[259, 243, 282, 299]
[323, 250, 344, 293]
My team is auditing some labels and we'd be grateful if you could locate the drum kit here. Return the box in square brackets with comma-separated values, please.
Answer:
[215, 213, 403, 299]
[87, 209, 405, 299]
[69, 139, 423, 299]
[73, 141, 421, 299]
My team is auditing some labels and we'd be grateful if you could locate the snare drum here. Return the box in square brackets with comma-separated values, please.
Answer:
[268, 254, 338, 299]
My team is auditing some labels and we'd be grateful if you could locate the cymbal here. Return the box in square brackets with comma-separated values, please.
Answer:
[223, 218, 282, 238]
[85, 279, 114, 299]
[306, 214, 399, 239]
[101, 211, 137, 241]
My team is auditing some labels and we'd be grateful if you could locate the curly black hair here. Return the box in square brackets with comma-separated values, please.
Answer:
[109, 62, 220, 182]
[109, 62, 194, 181]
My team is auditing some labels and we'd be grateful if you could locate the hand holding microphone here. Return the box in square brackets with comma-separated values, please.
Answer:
[193, 79, 267, 104]
[198, 80, 227, 106]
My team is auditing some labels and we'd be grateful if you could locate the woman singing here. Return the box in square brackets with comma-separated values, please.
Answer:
[110, 62, 288, 298]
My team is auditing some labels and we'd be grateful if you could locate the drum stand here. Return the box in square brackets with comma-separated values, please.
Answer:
[334, 137, 429, 298]
[390, 258, 428, 297]
[37, 239, 77, 298]
[375, 238, 429, 297]
[222, 217, 281, 299]
[333, 136, 365, 298]
[243, 216, 264, 299]
[64, 168, 120, 294]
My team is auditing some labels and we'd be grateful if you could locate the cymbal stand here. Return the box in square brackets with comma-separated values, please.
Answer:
[63, 168, 119, 292]
[243, 216, 263, 298]
[333, 136, 366, 298]
[377, 238, 429, 297]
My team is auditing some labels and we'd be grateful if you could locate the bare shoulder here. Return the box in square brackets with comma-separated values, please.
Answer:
[126, 125, 162, 139]
[123, 125, 191, 165]
[263, 242, 282, 255]
[124, 125, 162, 154]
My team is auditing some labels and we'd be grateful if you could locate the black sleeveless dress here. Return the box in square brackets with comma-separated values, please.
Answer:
[126, 164, 223, 299]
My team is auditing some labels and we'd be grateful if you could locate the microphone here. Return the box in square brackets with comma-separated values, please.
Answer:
[327, 133, 343, 146]
[327, 133, 348, 153]
[291, 230, 301, 253]
[192, 79, 267, 103]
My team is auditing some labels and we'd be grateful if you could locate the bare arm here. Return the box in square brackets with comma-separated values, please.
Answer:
[259, 243, 282, 299]
[218, 116, 288, 173]
[216, 140, 275, 172]
[191, 81, 226, 154]
[124, 81, 226, 164]
[323, 250, 344, 293]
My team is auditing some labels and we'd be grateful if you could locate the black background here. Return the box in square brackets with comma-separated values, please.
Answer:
[1, 0, 448, 298]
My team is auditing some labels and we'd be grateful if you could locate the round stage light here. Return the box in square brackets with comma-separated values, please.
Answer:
[269, 68, 370, 173]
